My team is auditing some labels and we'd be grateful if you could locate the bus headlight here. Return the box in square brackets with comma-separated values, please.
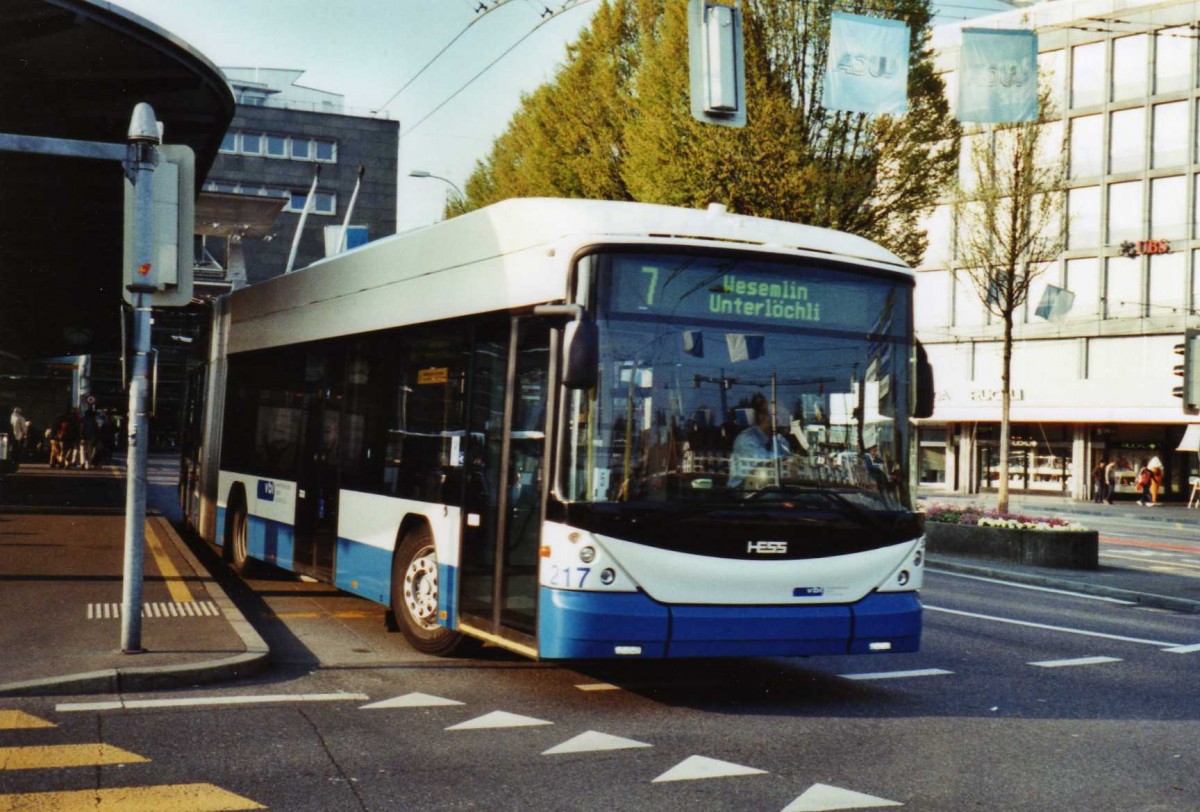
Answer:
[913, 550, 923, 567]
[600, 568, 616, 585]
[897, 570, 910, 586]
[579, 546, 596, 564]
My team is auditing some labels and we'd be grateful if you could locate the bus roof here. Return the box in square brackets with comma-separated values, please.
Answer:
[225, 198, 911, 354]
[308, 198, 911, 275]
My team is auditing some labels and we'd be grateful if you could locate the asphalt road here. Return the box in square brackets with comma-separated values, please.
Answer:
[2, 468, 1196, 810]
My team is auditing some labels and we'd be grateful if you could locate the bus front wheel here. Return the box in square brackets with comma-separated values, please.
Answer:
[225, 497, 256, 577]
[391, 526, 468, 656]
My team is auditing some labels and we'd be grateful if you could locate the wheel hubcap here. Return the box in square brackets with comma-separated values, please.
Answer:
[403, 547, 439, 630]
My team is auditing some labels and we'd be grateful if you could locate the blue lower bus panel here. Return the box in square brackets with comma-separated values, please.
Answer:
[537, 587, 920, 659]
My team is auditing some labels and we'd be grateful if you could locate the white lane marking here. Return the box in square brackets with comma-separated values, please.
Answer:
[360, 693, 464, 709]
[839, 668, 953, 681]
[575, 683, 620, 692]
[782, 782, 903, 811]
[445, 711, 551, 730]
[1029, 656, 1123, 668]
[1164, 643, 1200, 653]
[652, 755, 767, 783]
[930, 570, 1136, 604]
[542, 730, 652, 755]
[925, 605, 1182, 648]
[57, 693, 369, 712]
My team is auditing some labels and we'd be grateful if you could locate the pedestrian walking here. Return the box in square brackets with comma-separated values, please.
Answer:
[1146, 449, 1164, 506]
[80, 407, 97, 470]
[1091, 459, 1106, 503]
[1103, 458, 1117, 504]
[9, 407, 27, 462]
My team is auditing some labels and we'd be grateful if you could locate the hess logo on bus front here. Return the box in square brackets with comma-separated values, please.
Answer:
[747, 540, 788, 554]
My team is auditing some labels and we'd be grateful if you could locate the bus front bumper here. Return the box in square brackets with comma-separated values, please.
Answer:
[536, 587, 920, 659]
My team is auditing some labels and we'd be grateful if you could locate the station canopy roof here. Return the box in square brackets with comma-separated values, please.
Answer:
[0, 0, 234, 360]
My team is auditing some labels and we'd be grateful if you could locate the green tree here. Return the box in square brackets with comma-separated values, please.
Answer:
[458, 0, 958, 266]
[953, 87, 1066, 513]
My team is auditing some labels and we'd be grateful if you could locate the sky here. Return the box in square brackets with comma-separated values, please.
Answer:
[109, 0, 598, 230]
[107, 0, 1014, 232]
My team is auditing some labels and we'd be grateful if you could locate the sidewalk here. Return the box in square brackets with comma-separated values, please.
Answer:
[0, 457, 267, 697]
[919, 487, 1200, 614]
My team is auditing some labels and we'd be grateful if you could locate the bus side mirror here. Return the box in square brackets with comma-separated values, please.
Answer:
[914, 341, 934, 419]
[562, 319, 598, 390]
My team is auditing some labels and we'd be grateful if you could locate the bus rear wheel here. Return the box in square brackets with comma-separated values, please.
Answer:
[391, 526, 469, 656]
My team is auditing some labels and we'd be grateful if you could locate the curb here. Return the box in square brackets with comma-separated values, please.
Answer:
[0, 517, 270, 697]
[928, 556, 1200, 615]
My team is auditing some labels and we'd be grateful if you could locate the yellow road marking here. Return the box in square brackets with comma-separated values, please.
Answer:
[0, 712, 55, 731]
[144, 521, 193, 603]
[0, 744, 147, 771]
[0, 782, 265, 811]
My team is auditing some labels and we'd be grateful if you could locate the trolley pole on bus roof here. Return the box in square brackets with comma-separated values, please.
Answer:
[119, 103, 160, 653]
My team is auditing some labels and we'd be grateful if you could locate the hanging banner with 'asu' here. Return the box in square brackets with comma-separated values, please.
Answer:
[957, 28, 1038, 123]
[824, 12, 910, 116]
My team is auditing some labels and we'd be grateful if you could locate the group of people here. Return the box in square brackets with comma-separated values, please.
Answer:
[9, 405, 119, 470]
[1091, 452, 1165, 506]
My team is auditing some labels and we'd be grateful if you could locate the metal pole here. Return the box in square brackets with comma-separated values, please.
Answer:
[120, 103, 159, 654]
[285, 165, 320, 274]
[337, 166, 365, 254]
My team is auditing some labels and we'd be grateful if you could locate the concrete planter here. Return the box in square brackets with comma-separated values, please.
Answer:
[925, 522, 1099, 570]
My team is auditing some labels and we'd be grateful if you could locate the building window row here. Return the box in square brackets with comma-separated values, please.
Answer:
[916, 249, 1200, 330]
[219, 130, 337, 163]
[1069, 29, 1196, 109]
[1067, 100, 1199, 179]
[202, 180, 338, 216]
[1066, 173, 1198, 249]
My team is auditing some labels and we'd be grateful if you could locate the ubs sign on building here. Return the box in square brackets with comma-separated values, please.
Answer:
[916, 0, 1200, 502]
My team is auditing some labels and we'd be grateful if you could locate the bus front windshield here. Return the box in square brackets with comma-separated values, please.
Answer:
[565, 251, 917, 512]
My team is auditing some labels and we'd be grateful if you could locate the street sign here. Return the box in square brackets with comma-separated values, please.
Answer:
[122, 144, 195, 307]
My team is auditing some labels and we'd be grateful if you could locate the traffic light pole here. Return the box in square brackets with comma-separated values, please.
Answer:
[119, 104, 160, 653]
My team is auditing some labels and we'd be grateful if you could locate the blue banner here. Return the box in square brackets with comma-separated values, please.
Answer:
[958, 28, 1039, 123]
[824, 12, 909, 116]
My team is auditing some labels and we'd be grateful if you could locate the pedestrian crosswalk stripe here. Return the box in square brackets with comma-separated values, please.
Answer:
[86, 601, 220, 619]
[781, 783, 903, 811]
[651, 755, 767, 783]
[0, 711, 55, 730]
[0, 782, 265, 811]
[445, 711, 552, 731]
[0, 743, 148, 770]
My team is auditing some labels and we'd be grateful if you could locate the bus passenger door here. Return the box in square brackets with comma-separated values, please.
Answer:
[460, 318, 551, 642]
[294, 348, 341, 582]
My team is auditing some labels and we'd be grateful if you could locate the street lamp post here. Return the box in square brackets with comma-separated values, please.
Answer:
[408, 169, 464, 202]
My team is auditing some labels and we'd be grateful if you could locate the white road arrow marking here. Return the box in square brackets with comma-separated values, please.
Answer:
[445, 711, 552, 730]
[651, 755, 767, 783]
[782, 782, 903, 811]
[542, 730, 652, 755]
[360, 693, 465, 709]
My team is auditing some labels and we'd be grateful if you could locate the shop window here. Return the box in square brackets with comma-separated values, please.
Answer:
[1151, 102, 1188, 169]
[1108, 107, 1145, 173]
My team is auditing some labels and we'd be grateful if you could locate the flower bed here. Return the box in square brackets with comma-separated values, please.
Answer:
[920, 502, 1098, 570]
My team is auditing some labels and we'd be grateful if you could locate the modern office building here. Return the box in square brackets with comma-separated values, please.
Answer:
[198, 67, 399, 289]
[917, 0, 1200, 501]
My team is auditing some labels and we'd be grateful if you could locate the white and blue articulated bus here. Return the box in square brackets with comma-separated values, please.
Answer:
[182, 198, 933, 660]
